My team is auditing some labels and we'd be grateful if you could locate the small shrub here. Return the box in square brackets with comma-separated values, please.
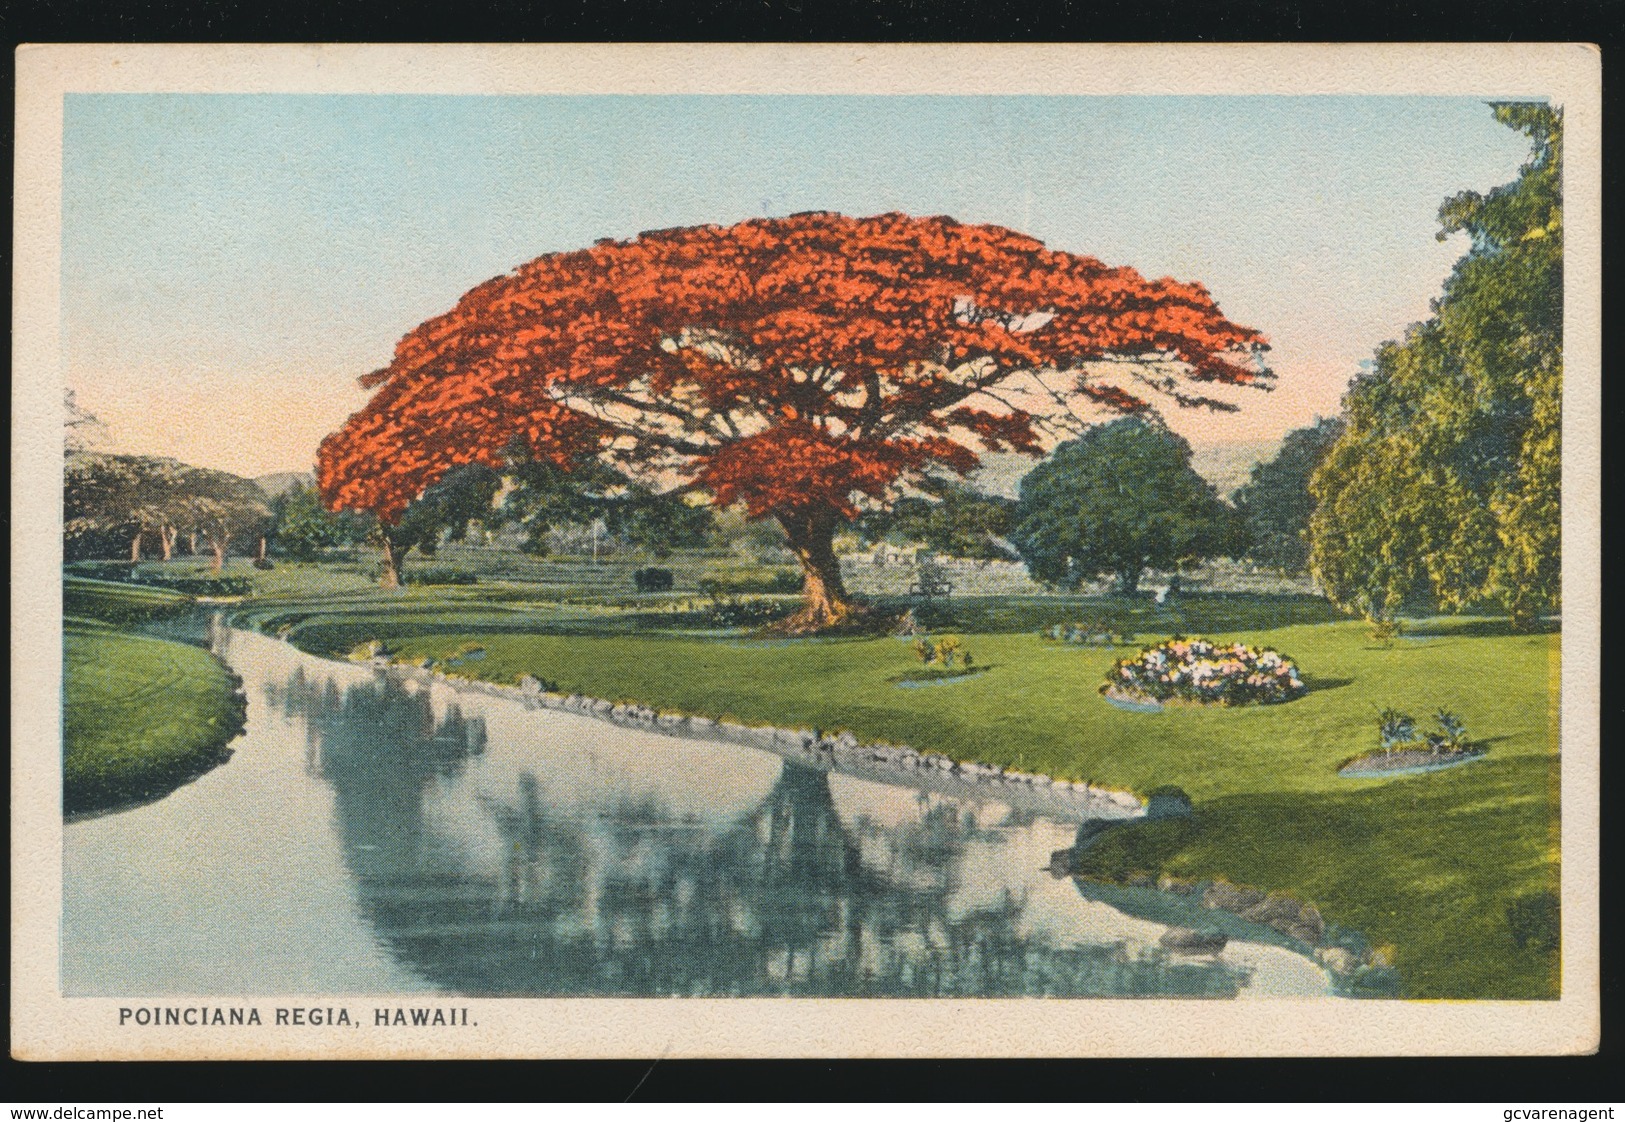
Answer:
[1376, 707, 1476, 756]
[252, 557, 275, 570]
[634, 567, 675, 593]
[1430, 708, 1469, 752]
[1377, 709, 1417, 753]
[1506, 890, 1559, 952]
[704, 596, 789, 628]
[1367, 616, 1403, 645]
[348, 639, 392, 661]
[904, 634, 977, 675]
[1046, 618, 1130, 646]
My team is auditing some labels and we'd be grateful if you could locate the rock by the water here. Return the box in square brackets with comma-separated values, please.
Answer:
[1316, 946, 1361, 974]
[1204, 881, 1267, 913]
[1145, 789, 1194, 820]
[1243, 893, 1305, 928]
[1294, 904, 1325, 943]
[1160, 927, 1229, 954]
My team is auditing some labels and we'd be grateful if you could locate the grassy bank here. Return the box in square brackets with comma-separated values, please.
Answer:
[240, 581, 1559, 1000]
[62, 578, 247, 816]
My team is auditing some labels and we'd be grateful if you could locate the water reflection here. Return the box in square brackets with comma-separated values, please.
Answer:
[268, 667, 1253, 998]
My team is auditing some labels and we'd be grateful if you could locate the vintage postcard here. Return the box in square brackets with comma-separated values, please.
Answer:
[11, 43, 1601, 1059]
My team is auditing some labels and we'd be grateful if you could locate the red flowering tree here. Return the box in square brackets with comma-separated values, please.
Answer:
[319, 212, 1269, 630]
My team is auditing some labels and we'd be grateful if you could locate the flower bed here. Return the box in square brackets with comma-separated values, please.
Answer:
[1104, 636, 1306, 707]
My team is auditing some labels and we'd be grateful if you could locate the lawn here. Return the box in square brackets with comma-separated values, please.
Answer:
[239, 572, 1560, 1000]
[61, 579, 247, 816]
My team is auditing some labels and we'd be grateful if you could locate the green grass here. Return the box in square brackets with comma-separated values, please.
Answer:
[62, 621, 247, 816]
[244, 574, 1558, 1000]
[63, 576, 192, 626]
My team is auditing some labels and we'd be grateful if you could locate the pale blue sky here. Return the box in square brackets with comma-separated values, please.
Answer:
[62, 94, 1536, 476]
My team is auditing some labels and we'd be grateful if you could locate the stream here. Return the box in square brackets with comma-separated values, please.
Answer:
[61, 617, 1333, 998]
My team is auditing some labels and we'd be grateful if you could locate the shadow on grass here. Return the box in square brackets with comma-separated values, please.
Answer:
[1301, 676, 1355, 693]
[870, 592, 1345, 636]
[887, 665, 998, 688]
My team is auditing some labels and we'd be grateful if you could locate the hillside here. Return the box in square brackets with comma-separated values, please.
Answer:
[254, 471, 316, 498]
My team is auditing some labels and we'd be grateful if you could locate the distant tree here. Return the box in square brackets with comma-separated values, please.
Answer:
[707, 505, 793, 563]
[1009, 417, 1234, 594]
[64, 390, 105, 452]
[64, 453, 189, 561]
[269, 482, 372, 560]
[63, 453, 269, 568]
[600, 488, 715, 560]
[861, 475, 1015, 561]
[174, 466, 273, 573]
[1232, 416, 1345, 572]
[371, 463, 503, 588]
[494, 446, 712, 560]
[496, 453, 610, 556]
[1309, 104, 1561, 628]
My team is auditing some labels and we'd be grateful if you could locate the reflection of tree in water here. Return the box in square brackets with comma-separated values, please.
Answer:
[266, 668, 487, 897]
[273, 669, 1250, 998]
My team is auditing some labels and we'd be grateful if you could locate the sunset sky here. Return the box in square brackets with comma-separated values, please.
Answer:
[61, 93, 1535, 478]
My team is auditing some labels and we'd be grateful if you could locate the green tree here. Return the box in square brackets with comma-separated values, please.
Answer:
[1309, 103, 1561, 628]
[269, 482, 372, 560]
[64, 452, 186, 562]
[1233, 416, 1345, 572]
[1009, 417, 1234, 594]
[496, 446, 714, 560]
[63, 453, 270, 568]
[861, 475, 1015, 561]
[372, 463, 503, 587]
[174, 466, 273, 572]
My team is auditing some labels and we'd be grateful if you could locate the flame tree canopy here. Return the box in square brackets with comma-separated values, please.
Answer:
[319, 211, 1269, 629]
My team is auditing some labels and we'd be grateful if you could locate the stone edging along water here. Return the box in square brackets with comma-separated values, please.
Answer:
[366, 656, 1147, 823]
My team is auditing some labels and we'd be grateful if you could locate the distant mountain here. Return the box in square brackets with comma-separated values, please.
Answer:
[255, 471, 316, 498]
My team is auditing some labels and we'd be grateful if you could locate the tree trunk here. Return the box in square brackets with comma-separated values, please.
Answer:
[188, 531, 198, 555]
[209, 532, 230, 574]
[130, 530, 144, 563]
[257, 535, 268, 562]
[160, 526, 177, 561]
[1117, 566, 1142, 595]
[776, 510, 857, 632]
[378, 538, 402, 589]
